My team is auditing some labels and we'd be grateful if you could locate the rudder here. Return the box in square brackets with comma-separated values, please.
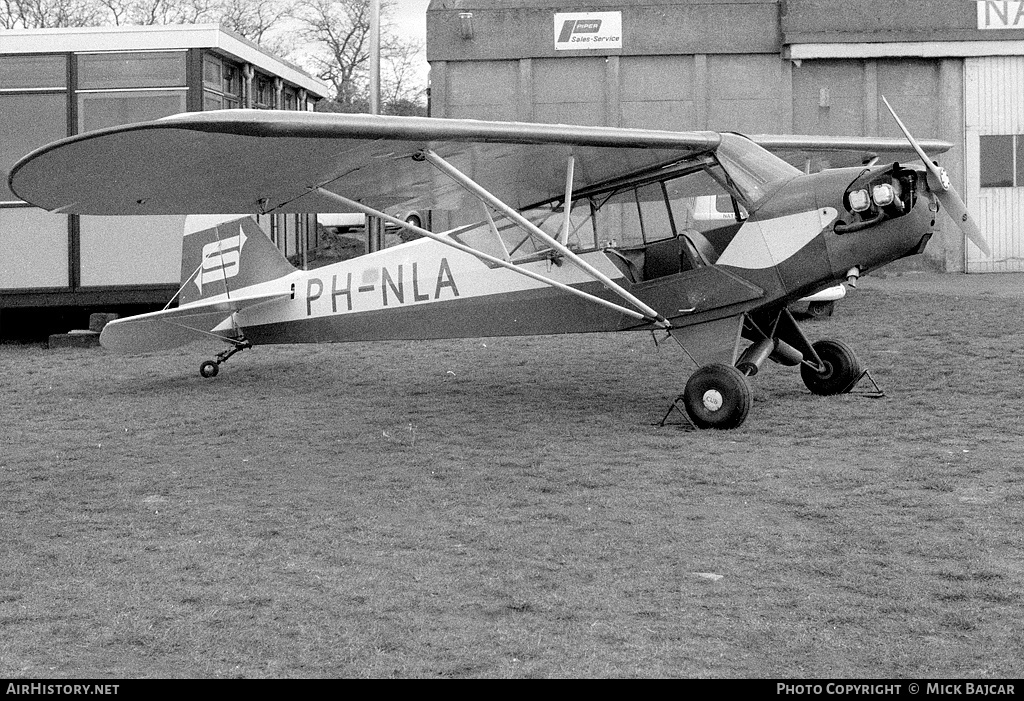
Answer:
[179, 215, 296, 305]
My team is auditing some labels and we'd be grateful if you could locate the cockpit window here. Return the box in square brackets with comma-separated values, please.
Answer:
[715, 133, 800, 207]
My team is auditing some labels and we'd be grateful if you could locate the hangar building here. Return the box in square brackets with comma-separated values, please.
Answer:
[425, 0, 1024, 273]
[0, 24, 329, 334]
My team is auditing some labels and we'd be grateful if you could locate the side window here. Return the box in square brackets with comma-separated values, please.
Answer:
[979, 135, 1019, 188]
[664, 169, 746, 264]
[595, 189, 643, 248]
[636, 183, 673, 243]
[490, 199, 599, 261]
[665, 169, 743, 232]
[561, 200, 597, 251]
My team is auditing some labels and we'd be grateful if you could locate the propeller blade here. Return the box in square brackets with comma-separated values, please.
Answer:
[934, 184, 991, 257]
[880, 96, 946, 188]
[880, 96, 991, 257]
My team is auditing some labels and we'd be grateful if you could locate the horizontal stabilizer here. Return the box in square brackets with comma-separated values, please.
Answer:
[100, 290, 291, 353]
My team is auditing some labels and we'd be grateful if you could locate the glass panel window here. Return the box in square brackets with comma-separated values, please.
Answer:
[665, 169, 742, 231]
[78, 90, 187, 132]
[715, 133, 800, 206]
[636, 183, 673, 243]
[0, 55, 66, 90]
[980, 135, 1014, 188]
[202, 55, 223, 90]
[595, 189, 644, 248]
[283, 88, 297, 110]
[77, 52, 186, 90]
[223, 64, 240, 97]
[255, 76, 273, 108]
[0, 93, 67, 202]
[204, 91, 224, 111]
[79, 215, 183, 286]
[0, 208, 69, 289]
[664, 168, 744, 263]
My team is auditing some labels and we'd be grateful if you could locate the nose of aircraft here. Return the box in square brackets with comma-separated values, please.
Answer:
[881, 96, 991, 257]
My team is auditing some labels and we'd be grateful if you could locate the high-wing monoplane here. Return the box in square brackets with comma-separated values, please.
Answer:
[8, 100, 989, 428]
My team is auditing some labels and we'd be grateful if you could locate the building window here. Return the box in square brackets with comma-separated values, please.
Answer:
[979, 134, 1024, 188]
[0, 54, 67, 90]
[77, 90, 188, 133]
[254, 75, 274, 109]
[1, 92, 67, 202]
[77, 51, 186, 90]
[202, 53, 241, 110]
[0, 208, 69, 289]
[283, 87, 297, 110]
[76, 51, 188, 133]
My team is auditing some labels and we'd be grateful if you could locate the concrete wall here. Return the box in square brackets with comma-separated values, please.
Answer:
[782, 0, 1018, 43]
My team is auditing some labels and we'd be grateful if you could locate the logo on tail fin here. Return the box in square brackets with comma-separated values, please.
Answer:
[196, 225, 248, 293]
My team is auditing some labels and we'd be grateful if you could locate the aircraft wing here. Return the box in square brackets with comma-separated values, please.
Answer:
[99, 289, 291, 353]
[9, 110, 721, 216]
[750, 134, 953, 170]
[10, 109, 954, 216]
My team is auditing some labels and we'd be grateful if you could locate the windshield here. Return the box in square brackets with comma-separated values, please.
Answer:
[715, 133, 800, 207]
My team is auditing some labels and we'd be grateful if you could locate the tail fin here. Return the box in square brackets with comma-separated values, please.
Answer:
[179, 215, 296, 305]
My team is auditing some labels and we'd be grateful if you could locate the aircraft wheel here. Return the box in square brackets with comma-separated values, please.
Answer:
[800, 339, 861, 395]
[682, 363, 753, 430]
[199, 360, 219, 378]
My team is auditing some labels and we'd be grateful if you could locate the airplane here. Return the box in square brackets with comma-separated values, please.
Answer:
[7, 98, 990, 429]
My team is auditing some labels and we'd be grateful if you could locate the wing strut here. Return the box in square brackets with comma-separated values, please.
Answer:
[420, 149, 671, 328]
[559, 155, 575, 245]
[311, 188, 659, 325]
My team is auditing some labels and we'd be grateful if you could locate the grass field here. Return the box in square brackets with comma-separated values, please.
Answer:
[1, 272, 1022, 678]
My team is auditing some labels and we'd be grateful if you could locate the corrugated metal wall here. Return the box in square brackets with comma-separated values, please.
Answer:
[965, 56, 1024, 272]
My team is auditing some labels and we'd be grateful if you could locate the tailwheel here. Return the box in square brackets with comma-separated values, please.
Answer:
[682, 363, 753, 430]
[198, 339, 251, 379]
[800, 339, 862, 395]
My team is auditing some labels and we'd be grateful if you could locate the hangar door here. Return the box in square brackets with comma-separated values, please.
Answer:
[964, 57, 1024, 272]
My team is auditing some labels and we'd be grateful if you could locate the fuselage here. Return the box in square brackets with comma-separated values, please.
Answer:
[235, 158, 937, 346]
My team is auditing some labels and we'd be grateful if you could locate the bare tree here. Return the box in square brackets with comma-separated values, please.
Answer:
[294, 0, 371, 109]
[216, 0, 293, 45]
[2, 0, 104, 27]
[294, 0, 426, 114]
[379, 35, 425, 114]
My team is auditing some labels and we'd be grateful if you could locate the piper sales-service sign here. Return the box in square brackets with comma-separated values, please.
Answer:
[554, 12, 623, 50]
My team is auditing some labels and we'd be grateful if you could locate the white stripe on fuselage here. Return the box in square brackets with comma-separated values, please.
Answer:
[716, 208, 838, 270]
[233, 236, 627, 326]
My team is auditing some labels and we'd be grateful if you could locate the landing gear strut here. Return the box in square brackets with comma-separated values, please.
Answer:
[199, 339, 252, 378]
[665, 308, 875, 430]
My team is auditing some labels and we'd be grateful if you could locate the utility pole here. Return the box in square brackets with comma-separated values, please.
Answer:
[366, 0, 384, 253]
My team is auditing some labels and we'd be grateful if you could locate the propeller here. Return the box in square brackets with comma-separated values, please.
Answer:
[881, 96, 991, 257]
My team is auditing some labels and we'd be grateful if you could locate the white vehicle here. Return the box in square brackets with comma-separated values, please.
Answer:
[317, 212, 365, 232]
[318, 210, 426, 234]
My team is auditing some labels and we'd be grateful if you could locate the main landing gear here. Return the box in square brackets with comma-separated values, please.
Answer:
[199, 339, 252, 378]
[673, 310, 868, 430]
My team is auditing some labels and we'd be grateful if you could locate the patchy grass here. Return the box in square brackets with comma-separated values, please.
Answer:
[1, 274, 1023, 678]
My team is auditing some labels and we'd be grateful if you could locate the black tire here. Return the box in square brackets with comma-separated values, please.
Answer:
[200, 360, 219, 378]
[682, 363, 753, 430]
[405, 214, 422, 229]
[800, 339, 861, 395]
